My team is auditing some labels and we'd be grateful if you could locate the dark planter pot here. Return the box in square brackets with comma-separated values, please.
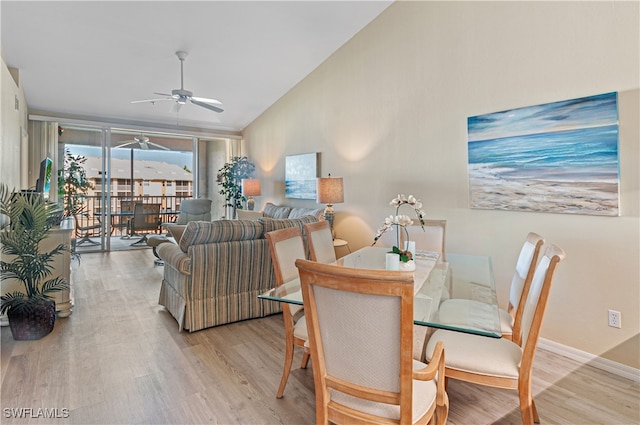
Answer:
[7, 299, 56, 340]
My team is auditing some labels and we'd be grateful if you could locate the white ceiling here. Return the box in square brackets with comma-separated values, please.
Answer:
[1, 1, 391, 134]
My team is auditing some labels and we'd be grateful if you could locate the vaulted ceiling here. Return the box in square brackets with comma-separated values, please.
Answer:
[2, 1, 392, 134]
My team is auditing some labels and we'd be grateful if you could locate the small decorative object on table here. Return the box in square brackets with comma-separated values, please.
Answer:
[373, 194, 425, 271]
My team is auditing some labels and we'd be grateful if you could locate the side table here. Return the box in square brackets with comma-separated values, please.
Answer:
[333, 238, 351, 256]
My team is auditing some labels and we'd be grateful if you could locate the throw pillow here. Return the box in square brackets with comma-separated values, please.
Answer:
[259, 215, 318, 234]
[263, 202, 292, 219]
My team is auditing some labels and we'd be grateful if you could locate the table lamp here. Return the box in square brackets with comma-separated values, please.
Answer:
[316, 174, 344, 238]
[242, 178, 261, 211]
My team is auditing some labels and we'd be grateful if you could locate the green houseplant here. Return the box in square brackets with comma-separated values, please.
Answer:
[0, 184, 69, 340]
[58, 149, 93, 217]
[216, 156, 255, 218]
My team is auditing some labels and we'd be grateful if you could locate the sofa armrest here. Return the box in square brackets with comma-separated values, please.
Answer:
[157, 242, 191, 275]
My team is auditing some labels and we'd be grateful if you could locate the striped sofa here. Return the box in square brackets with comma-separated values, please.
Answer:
[157, 215, 318, 332]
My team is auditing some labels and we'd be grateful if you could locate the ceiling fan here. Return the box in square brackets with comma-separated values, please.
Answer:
[131, 51, 224, 113]
[114, 135, 169, 150]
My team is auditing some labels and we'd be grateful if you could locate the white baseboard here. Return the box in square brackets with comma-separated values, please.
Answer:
[538, 338, 640, 382]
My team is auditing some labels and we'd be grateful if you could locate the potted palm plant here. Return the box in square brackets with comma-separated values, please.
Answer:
[0, 184, 69, 340]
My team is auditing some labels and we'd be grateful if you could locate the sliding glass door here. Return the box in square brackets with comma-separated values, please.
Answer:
[108, 129, 194, 250]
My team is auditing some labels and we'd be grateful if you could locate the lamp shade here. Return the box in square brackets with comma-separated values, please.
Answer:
[316, 176, 344, 204]
[241, 179, 261, 197]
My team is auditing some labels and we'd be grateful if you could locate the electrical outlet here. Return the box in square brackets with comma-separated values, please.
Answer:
[608, 309, 622, 328]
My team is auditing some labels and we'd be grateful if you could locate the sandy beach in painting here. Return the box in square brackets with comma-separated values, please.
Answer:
[469, 164, 619, 216]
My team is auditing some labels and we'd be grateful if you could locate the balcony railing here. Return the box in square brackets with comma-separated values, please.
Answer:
[75, 195, 190, 239]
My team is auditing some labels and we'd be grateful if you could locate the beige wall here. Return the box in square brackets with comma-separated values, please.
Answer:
[243, 1, 640, 368]
[1, 56, 28, 190]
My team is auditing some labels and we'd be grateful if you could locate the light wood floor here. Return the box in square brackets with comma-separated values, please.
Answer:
[1, 249, 638, 424]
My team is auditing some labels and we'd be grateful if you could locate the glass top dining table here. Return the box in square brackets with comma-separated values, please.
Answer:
[258, 246, 502, 338]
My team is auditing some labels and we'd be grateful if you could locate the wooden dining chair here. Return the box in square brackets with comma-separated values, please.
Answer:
[425, 244, 565, 425]
[438, 232, 544, 344]
[265, 227, 311, 399]
[295, 258, 448, 425]
[406, 220, 447, 261]
[377, 220, 447, 261]
[304, 220, 336, 264]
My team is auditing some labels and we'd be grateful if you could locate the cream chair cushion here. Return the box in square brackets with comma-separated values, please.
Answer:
[293, 315, 308, 340]
[500, 308, 515, 335]
[426, 329, 522, 379]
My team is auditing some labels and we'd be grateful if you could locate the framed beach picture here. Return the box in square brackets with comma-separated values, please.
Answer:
[285, 153, 318, 199]
[467, 92, 619, 216]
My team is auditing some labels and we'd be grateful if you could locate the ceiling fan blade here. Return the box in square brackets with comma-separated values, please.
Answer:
[191, 99, 224, 113]
[130, 98, 173, 104]
[147, 141, 170, 151]
[153, 92, 174, 97]
[114, 140, 137, 149]
[191, 96, 223, 106]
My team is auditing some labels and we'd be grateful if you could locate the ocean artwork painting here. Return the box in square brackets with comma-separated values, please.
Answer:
[285, 153, 318, 199]
[467, 92, 619, 216]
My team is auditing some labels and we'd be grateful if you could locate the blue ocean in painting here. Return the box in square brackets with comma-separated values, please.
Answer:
[468, 125, 619, 183]
[285, 179, 317, 200]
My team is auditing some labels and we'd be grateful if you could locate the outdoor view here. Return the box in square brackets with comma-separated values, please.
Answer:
[63, 144, 194, 252]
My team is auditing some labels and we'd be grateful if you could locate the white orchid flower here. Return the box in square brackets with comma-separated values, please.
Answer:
[373, 194, 426, 247]
[397, 215, 413, 227]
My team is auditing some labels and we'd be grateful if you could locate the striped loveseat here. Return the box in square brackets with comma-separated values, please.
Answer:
[157, 216, 318, 332]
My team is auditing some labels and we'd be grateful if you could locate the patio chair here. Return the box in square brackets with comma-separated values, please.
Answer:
[129, 203, 161, 246]
[74, 211, 102, 246]
[113, 199, 135, 237]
